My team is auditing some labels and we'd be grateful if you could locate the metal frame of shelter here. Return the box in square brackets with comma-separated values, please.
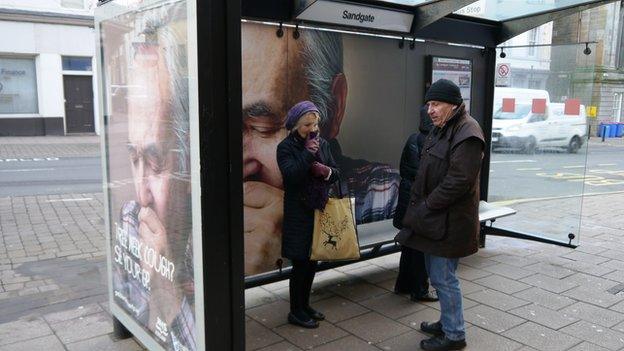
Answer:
[95, 0, 619, 349]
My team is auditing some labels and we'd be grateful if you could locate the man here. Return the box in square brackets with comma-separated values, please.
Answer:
[110, 6, 196, 351]
[242, 23, 399, 275]
[397, 79, 484, 351]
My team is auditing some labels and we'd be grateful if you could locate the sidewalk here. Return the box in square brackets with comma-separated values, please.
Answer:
[0, 192, 622, 350]
[245, 194, 624, 351]
[0, 135, 101, 158]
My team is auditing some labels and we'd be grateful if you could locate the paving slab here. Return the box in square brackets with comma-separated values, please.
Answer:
[65, 335, 145, 351]
[312, 296, 370, 324]
[359, 293, 428, 320]
[473, 274, 532, 295]
[0, 317, 52, 346]
[513, 287, 576, 311]
[559, 302, 624, 328]
[336, 312, 411, 344]
[376, 330, 428, 351]
[560, 320, 624, 351]
[465, 289, 531, 311]
[256, 341, 302, 351]
[0, 335, 65, 351]
[246, 319, 284, 351]
[50, 312, 113, 344]
[502, 321, 581, 351]
[463, 326, 523, 351]
[313, 335, 380, 351]
[464, 304, 526, 334]
[246, 299, 291, 329]
[519, 274, 579, 294]
[274, 321, 348, 350]
[508, 304, 578, 330]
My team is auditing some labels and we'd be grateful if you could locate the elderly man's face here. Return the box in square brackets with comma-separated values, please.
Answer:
[428, 100, 457, 128]
[127, 46, 185, 233]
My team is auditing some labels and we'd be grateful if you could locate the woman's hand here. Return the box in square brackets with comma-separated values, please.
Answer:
[310, 161, 331, 179]
[304, 138, 319, 154]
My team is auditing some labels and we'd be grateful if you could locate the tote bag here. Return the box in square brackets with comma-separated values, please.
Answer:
[310, 180, 359, 261]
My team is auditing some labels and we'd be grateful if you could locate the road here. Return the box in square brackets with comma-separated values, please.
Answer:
[0, 156, 102, 197]
[0, 139, 622, 202]
[488, 140, 624, 203]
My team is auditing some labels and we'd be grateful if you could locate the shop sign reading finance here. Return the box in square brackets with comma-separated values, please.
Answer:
[296, 0, 413, 33]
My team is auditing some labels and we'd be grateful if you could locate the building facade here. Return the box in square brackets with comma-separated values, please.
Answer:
[0, 0, 98, 136]
[550, 1, 624, 133]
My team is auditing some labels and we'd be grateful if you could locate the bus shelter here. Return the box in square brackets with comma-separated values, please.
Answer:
[94, 0, 617, 349]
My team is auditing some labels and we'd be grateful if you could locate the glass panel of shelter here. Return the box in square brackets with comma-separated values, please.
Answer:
[487, 43, 598, 246]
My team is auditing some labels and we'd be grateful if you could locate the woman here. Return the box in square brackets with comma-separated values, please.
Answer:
[277, 101, 340, 329]
[393, 106, 438, 302]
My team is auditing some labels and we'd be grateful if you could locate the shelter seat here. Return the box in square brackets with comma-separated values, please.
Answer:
[478, 200, 516, 247]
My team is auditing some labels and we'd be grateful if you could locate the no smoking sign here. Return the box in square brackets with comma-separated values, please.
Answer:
[496, 63, 511, 86]
[497, 63, 510, 77]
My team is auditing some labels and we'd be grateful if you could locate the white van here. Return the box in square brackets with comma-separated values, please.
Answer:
[548, 102, 587, 153]
[491, 88, 587, 153]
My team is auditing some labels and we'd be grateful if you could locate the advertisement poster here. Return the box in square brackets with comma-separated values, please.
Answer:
[99, 1, 198, 350]
[431, 56, 472, 111]
[242, 22, 421, 276]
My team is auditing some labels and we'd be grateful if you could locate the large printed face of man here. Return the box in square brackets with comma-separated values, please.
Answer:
[126, 44, 189, 292]
[242, 24, 347, 275]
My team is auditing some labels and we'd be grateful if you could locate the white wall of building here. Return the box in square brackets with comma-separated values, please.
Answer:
[37, 53, 65, 118]
[0, 17, 98, 134]
[501, 22, 553, 72]
[0, 0, 95, 15]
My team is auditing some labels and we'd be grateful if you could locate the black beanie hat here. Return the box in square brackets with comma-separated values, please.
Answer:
[424, 79, 463, 106]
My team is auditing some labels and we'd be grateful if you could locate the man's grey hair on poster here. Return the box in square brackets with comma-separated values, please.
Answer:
[300, 30, 343, 130]
[135, 3, 190, 178]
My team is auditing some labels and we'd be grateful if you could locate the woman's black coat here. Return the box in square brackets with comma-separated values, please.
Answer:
[393, 107, 432, 229]
[277, 133, 340, 261]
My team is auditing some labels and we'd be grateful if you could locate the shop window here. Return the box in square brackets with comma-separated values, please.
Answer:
[0, 57, 38, 114]
[61, 0, 84, 9]
[62, 56, 92, 71]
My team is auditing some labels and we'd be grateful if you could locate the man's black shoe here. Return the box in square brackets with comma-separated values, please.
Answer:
[420, 335, 466, 351]
[420, 321, 444, 336]
[287, 312, 319, 329]
[411, 291, 439, 302]
[304, 306, 325, 321]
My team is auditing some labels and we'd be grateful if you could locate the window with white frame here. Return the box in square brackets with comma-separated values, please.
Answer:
[0, 57, 38, 114]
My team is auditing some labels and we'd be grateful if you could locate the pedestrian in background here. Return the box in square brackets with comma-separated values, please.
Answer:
[393, 105, 438, 303]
